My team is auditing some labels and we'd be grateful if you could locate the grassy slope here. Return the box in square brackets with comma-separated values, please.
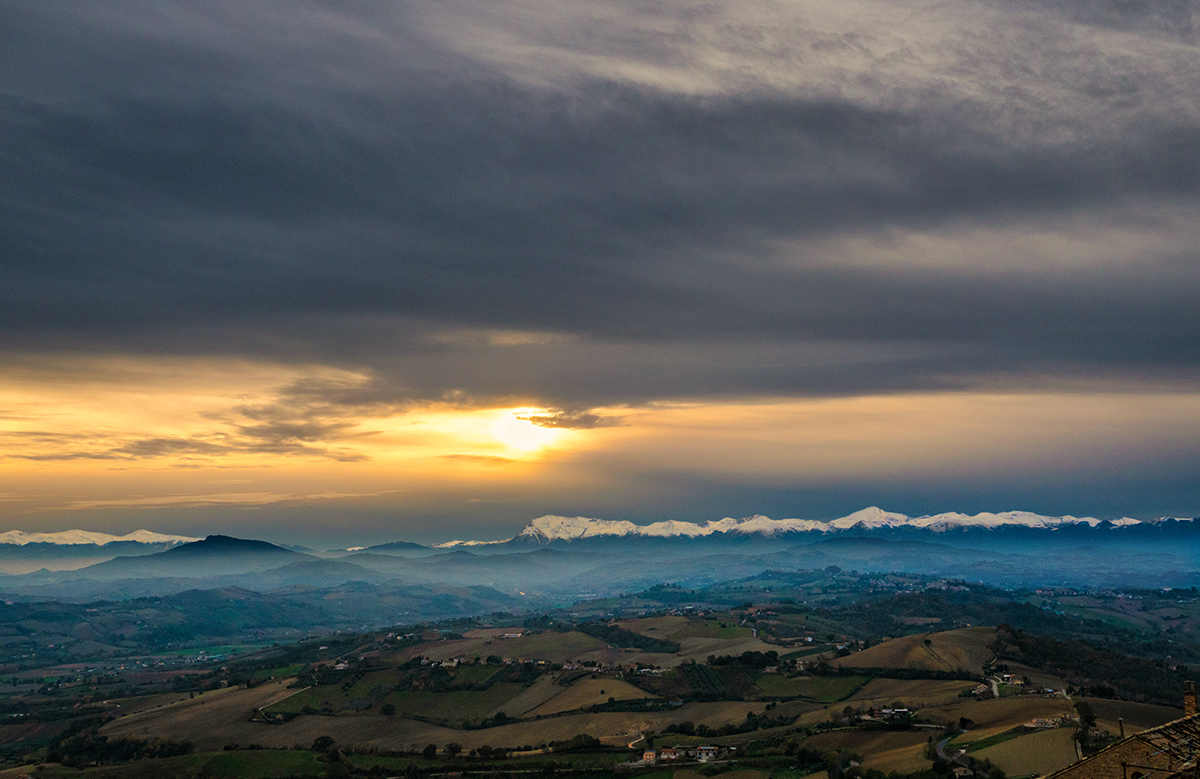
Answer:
[396, 632, 608, 664]
[383, 683, 527, 722]
[598, 617, 779, 669]
[801, 730, 931, 773]
[831, 627, 996, 674]
[973, 727, 1078, 777]
[1083, 696, 1183, 731]
[847, 678, 978, 707]
[527, 678, 658, 717]
[928, 696, 1074, 734]
[486, 673, 562, 717]
[756, 675, 868, 702]
[618, 616, 692, 637]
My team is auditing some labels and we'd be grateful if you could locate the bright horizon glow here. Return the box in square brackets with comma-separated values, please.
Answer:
[490, 409, 569, 453]
[1, 355, 1198, 545]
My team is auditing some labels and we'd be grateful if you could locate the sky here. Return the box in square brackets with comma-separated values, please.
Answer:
[2, 0, 1199, 546]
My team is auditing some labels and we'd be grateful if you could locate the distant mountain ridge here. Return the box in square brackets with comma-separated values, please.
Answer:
[459, 507, 1193, 546]
[3, 507, 1196, 558]
[58, 535, 306, 580]
[0, 529, 198, 546]
[1, 514, 1196, 602]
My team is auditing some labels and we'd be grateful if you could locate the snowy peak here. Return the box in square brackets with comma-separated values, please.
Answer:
[519, 515, 640, 541]
[0, 529, 199, 547]
[902, 511, 1101, 532]
[516, 513, 825, 542]
[433, 538, 508, 548]
[827, 507, 909, 530]
[504, 508, 1174, 544]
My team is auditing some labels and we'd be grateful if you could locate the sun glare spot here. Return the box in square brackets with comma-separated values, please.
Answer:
[490, 409, 566, 453]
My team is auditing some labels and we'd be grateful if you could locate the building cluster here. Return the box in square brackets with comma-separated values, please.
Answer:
[860, 707, 911, 722]
[1044, 682, 1199, 779]
[641, 745, 722, 763]
[1023, 716, 1072, 730]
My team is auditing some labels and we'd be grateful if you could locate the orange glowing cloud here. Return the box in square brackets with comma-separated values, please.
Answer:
[3, 355, 1199, 536]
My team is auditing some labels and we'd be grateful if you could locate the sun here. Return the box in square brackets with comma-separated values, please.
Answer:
[490, 409, 567, 453]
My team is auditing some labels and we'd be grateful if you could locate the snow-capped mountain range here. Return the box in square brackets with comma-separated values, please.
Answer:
[432, 507, 1189, 547]
[4, 508, 1194, 551]
[0, 529, 198, 547]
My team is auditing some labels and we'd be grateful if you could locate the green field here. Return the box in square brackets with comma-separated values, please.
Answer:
[252, 664, 303, 681]
[264, 668, 401, 714]
[781, 644, 836, 660]
[527, 678, 658, 716]
[495, 631, 608, 660]
[189, 750, 327, 778]
[451, 663, 499, 685]
[153, 643, 279, 658]
[674, 620, 753, 640]
[955, 726, 1027, 752]
[756, 674, 869, 702]
[383, 682, 527, 722]
[973, 727, 1079, 777]
[848, 678, 978, 707]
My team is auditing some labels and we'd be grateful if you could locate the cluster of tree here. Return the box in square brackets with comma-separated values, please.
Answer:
[548, 734, 601, 752]
[737, 735, 826, 764]
[707, 650, 780, 669]
[389, 662, 458, 694]
[490, 661, 545, 686]
[656, 708, 794, 739]
[44, 716, 192, 767]
[633, 660, 764, 701]
[677, 662, 757, 700]
[576, 622, 681, 653]
[132, 589, 327, 648]
[0, 592, 319, 665]
[992, 625, 1192, 705]
[522, 614, 556, 629]
[813, 664, 977, 682]
[634, 584, 704, 605]
[819, 586, 1112, 642]
[583, 698, 673, 714]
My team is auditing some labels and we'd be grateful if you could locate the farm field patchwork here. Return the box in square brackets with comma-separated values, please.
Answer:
[973, 726, 1079, 777]
[9, 581, 1194, 779]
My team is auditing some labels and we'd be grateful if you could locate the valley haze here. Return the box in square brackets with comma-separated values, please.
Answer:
[2, 507, 1196, 598]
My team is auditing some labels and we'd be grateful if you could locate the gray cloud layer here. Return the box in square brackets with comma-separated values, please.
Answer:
[3, 0, 1199, 408]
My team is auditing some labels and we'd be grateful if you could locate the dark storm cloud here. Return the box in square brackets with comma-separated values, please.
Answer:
[3, 0, 1200, 406]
